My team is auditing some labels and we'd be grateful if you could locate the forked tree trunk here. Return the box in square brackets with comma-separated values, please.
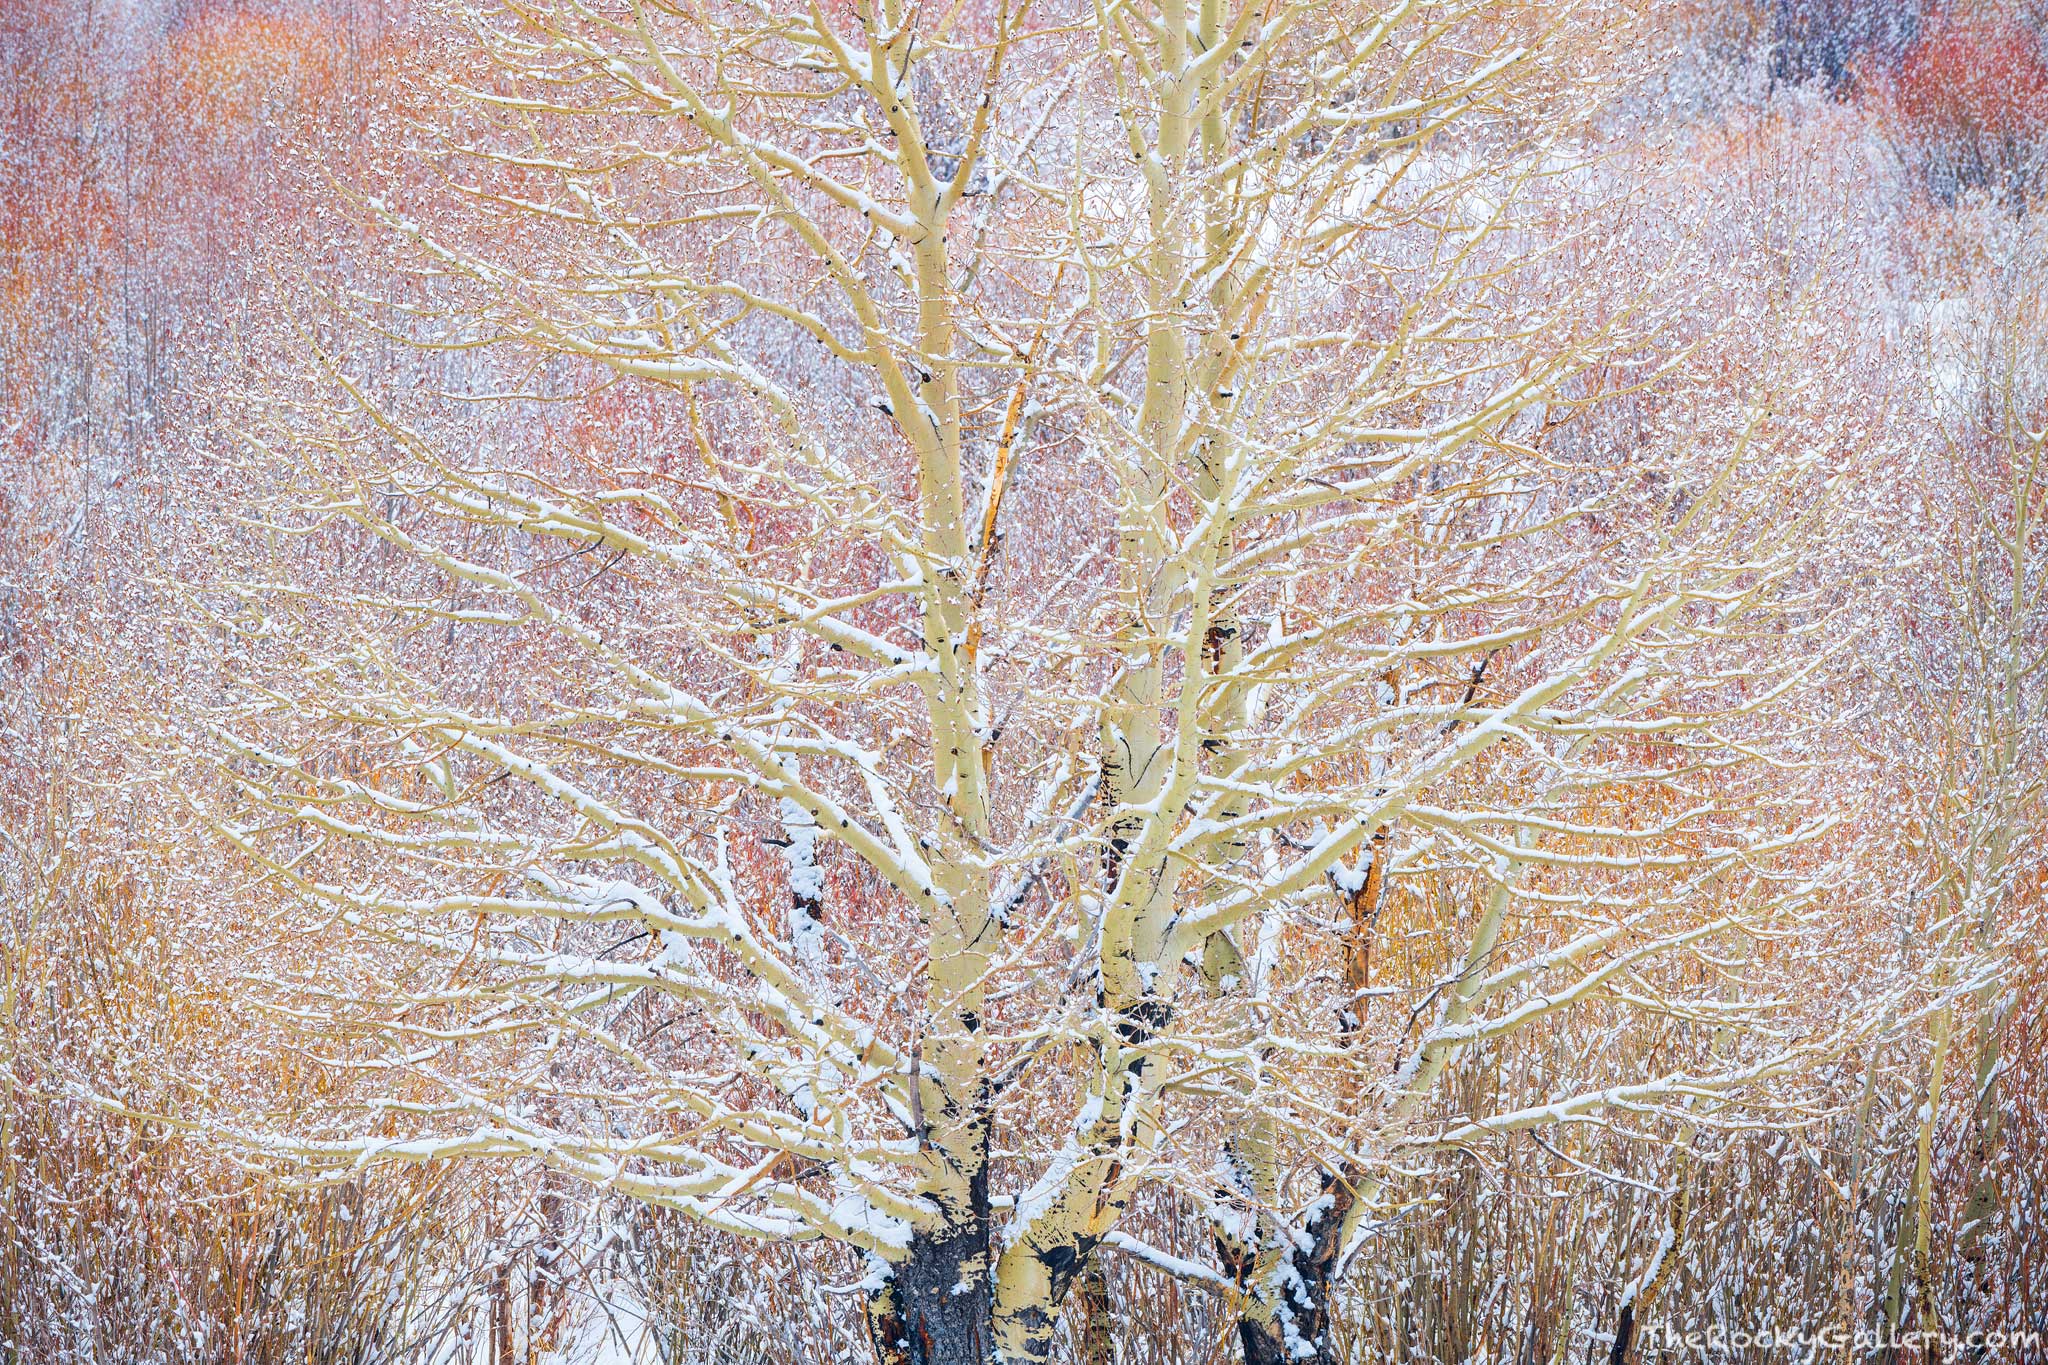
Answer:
[1226, 1174, 1355, 1365]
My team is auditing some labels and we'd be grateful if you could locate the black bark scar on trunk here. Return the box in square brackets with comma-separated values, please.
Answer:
[1227, 1171, 1356, 1365]
[865, 1220, 996, 1365]
[865, 1133, 995, 1365]
[1608, 1302, 1636, 1365]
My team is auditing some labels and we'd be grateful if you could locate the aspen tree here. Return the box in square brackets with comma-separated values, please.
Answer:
[187, 4, 1850, 1361]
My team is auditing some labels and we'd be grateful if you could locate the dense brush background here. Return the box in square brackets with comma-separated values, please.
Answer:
[4, 1, 2046, 1361]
